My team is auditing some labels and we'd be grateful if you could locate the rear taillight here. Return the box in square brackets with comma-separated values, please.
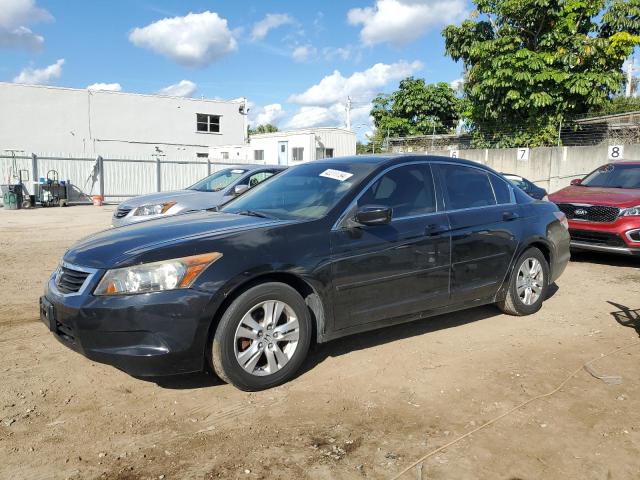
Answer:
[554, 211, 569, 229]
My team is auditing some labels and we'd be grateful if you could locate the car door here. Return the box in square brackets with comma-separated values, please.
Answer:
[330, 163, 451, 331]
[435, 163, 521, 302]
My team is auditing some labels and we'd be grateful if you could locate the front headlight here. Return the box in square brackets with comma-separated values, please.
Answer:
[620, 205, 640, 217]
[133, 201, 176, 217]
[94, 252, 222, 296]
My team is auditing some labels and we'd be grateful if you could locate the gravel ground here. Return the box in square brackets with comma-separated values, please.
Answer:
[1, 205, 639, 480]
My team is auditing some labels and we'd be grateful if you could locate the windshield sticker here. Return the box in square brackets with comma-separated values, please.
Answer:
[231, 169, 247, 174]
[319, 169, 353, 182]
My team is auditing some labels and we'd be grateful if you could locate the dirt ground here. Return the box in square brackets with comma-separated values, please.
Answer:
[1, 205, 639, 480]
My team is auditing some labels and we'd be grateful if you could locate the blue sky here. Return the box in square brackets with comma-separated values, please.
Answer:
[1, 0, 469, 135]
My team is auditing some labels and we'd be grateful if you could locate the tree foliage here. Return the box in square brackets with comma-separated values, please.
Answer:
[248, 123, 279, 135]
[371, 78, 462, 141]
[442, 0, 640, 147]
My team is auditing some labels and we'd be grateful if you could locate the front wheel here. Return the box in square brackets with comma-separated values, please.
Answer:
[497, 247, 549, 316]
[210, 282, 312, 391]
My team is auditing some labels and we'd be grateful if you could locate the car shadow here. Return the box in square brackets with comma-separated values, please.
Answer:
[151, 284, 560, 390]
[570, 250, 640, 267]
[608, 301, 640, 337]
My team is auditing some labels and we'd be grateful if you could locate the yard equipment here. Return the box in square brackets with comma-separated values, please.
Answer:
[1, 169, 31, 210]
[37, 170, 69, 207]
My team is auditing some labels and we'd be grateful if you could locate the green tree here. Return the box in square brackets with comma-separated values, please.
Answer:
[371, 78, 462, 144]
[443, 0, 640, 147]
[248, 123, 279, 135]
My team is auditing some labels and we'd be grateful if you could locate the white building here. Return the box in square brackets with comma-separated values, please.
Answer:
[0, 82, 247, 159]
[209, 128, 357, 165]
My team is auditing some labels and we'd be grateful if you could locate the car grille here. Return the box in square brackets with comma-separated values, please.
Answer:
[569, 229, 626, 247]
[56, 266, 90, 294]
[556, 203, 620, 223]
[114, 207, 132, 218]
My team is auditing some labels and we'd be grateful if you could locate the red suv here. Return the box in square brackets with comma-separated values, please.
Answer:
[549, 162, 640, 256]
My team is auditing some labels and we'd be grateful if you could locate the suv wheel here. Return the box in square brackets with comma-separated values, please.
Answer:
[210, 282, 311, 391]
[497, 247, 549, 316]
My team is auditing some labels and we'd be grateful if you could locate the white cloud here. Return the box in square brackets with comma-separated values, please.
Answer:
[13, 58, 64, 85]
[252, 103, 286, 126]
[0, 0, 52, 51]
[87, 82, 122, 92]
[286, 103, 372, 130]
[129, 11, 237, 68]
[158, 79, 197, 97]
[292, 44, 315, 62]
[322, 46, 354, 61]
[348, 0, 466, 46]
[251, 13, 293, 41]
[450, 77, 464, 92]
[288, 60, 423, 106]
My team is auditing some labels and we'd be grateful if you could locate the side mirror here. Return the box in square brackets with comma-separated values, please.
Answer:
[570, 178, 582, 186]
[355, 205, 392, 226]
[233, 184, 249, 196]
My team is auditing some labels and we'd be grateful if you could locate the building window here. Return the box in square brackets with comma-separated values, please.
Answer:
[254, 150, 264, 161]
[292, 147, 304, 161]
[316, 147, 335, 160]
[197, 114, 220, 133]
[197, 152, 209, 159]
[221, 152, 229, 160]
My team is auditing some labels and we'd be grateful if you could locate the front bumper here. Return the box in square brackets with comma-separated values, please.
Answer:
[41, 271, 217, 377]
[567, 218, 640, 256]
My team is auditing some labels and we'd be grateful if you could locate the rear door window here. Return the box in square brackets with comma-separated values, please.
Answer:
[440, 164, 496, 210]
[490, 175, 513, 204]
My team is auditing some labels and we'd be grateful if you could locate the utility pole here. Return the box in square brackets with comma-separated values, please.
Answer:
[626, 57, 634, 98]
[346, 96, 352, 131]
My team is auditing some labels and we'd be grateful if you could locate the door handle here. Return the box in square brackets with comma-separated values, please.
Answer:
[425, 224, 448, 236]
[503, 211, 520, 221]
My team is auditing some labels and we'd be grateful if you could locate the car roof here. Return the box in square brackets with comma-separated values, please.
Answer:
[221, 164, 287, 171]
[308, 154, 492, 170]
[610, 161, 640, 166]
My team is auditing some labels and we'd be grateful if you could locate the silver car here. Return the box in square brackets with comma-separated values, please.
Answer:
[112, 165, 285, 227]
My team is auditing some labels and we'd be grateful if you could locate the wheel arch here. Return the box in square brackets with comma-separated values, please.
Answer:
[495, 236, 553, 302]
[204, 271, 327, 362]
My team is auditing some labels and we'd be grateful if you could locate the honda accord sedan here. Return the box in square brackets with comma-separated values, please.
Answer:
[112, 165, 285, 227]
[41, 155, 570, 390]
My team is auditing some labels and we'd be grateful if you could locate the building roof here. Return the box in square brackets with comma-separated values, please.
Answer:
[0, 81, 243, 105]
[574, 110, 640, 125]
[249, 127, 355, 139]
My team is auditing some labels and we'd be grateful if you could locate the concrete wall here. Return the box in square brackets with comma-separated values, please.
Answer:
[397, 144, 640, 194]
[0, 83, 245, 159]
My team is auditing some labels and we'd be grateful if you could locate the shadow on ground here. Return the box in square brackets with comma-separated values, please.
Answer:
[571, 250, 640, 268]
[153, 284, 559, 390]
[609, 301, 640, 337]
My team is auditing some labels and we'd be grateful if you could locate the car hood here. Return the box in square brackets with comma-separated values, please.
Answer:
[549, 186, 640, 208]
[64, 211, 289, 269]
[119, 189, 227, 210]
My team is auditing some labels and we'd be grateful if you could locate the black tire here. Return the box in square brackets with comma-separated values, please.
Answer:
[497, 247, 549, 316]
[210, 282, 312, 391]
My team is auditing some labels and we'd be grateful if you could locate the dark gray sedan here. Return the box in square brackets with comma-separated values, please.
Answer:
[112, 165, 285, 227]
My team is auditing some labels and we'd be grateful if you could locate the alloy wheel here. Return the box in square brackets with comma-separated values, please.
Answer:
[516, 257, 544, 306]
[233, 300, 300, 376]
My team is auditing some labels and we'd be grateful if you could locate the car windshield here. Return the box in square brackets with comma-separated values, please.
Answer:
[188, 168, 248, 192]
[221, 162, 377, 220]
[581, 164, 640, 189]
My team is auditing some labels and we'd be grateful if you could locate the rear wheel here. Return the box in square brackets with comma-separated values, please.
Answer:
[497, 247, 549, 316]
[210, 282, 311, 391]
